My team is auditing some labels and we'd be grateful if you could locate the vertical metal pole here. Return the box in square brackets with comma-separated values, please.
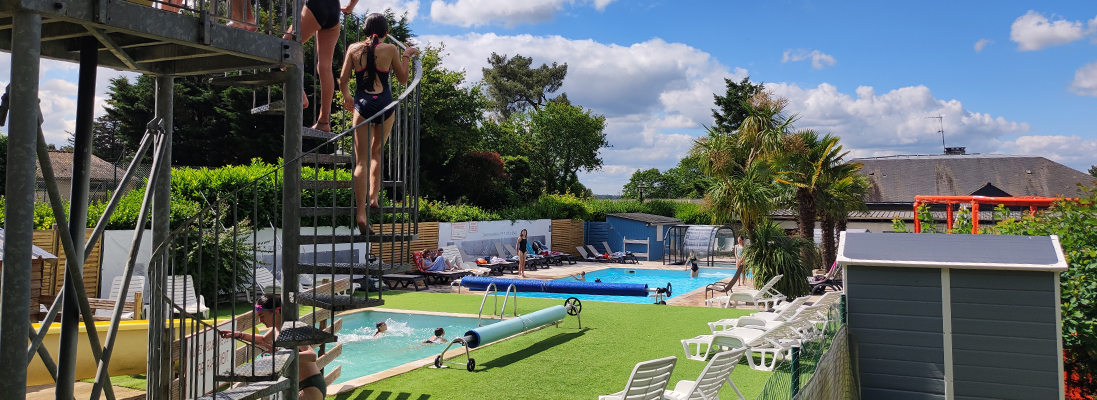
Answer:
[281, 63, 303, 399]
[0, 10, 40, 400]
[790, 345, 801, 397]
[56, 35, 98, 400]
[148, 75, 174, 400]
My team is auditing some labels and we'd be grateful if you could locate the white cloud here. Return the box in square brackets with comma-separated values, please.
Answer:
[998, 135, 1097, 171]
[769, 83, 1030, 156]
[781, 49, 836, 70]
[429, 0, 616, 28]
[419, 32, 744, 194]
[0, 54, 138, 146]
[974, 38, 993, 52]
[353, 0, 420, 21]
[1070, 60, 1097, 96]
[1009, 10, 1096, 51]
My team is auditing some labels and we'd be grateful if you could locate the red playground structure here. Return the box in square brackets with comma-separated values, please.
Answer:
[911, 195, 1065, 234]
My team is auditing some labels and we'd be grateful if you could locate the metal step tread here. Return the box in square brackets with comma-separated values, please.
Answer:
[302, 153, 354, 164]
[296, 233, 419, 244]
[215, 350, 292, 382]
[274, 321, 338, 348]
[295, 262, 409, 275]
[296, 293, 385, 312]
[196, 377, 290, 400]
[209, 71, 287, 88]
[300, 180, 404, 189]
[302, 127, 338, 140]
[251, 100, 285, 115]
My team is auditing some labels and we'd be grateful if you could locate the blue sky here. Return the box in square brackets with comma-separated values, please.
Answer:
[3, 0, 1095, 195]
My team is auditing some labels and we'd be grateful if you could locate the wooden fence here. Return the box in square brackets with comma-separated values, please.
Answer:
[551, 219, 585, 257]
[32, 227, 103, 300]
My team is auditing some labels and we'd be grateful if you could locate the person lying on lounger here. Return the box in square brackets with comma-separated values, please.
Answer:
[424, 327, 448, 344]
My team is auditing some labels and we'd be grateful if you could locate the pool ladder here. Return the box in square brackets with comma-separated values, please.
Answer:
[477, 282, 518, 326]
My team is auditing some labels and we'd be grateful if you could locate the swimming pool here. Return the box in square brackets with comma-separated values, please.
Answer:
[326, 310, 496, 384]
[517, 267, 738, 304]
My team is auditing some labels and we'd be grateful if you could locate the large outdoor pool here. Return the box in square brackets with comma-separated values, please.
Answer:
[517, 267, 739, 304]
[326, 310, 496, 384]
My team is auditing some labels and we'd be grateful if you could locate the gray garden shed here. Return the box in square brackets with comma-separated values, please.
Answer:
[836, 232, 1067, 400]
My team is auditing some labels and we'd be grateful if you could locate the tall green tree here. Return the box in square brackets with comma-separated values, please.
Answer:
[817, 168, 869, 267]
[711, 76, 766, 133]
[414, 45, 487, 199]
[1089, 165, 1096, 178]
[525, 101, 608, 195]
[481, 53, 568, 119]
[622, 168, 666, 200]
[776, 130, 847, 242]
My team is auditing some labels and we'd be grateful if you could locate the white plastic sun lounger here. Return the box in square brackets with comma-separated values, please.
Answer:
[95, 275, 145, 319]
[707, 295, 808, 334]
[683, 320, 806, 371]
[706, 274, 785, 310]
[663, 349, 746, 400]
[166, 275, 209, 318]
[599, 356, 678, 400]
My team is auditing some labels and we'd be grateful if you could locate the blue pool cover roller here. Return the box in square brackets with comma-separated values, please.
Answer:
[461, 276, 650, 297]
[463, 305, 568, 348]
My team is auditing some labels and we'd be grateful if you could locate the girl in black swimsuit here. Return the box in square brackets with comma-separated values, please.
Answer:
[338, 13, 418, 236]
[278, 0, 358, 132]
[516, 229, 529, 278]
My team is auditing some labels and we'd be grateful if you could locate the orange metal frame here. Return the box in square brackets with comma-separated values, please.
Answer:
[912, 195, 1064, 234]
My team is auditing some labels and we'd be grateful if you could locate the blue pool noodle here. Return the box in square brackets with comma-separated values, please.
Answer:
[463, 305, 568, 348]
[460, 276, 650, 297]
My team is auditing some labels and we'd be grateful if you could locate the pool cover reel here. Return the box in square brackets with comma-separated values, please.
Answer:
[435, 298, 583, 372]
[460, 276, 671, 298]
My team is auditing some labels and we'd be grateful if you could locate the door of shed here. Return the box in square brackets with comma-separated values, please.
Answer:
[838, 232, 1067, 400]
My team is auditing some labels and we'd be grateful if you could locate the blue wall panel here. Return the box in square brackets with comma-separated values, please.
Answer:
[602, 216, 667, 260]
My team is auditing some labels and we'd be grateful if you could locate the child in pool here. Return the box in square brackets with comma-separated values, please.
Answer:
[424, 327, 448, 344]
[373, 321, 387, 337]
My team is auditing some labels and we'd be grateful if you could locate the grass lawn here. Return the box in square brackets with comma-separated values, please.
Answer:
[329, 290, 770, 400]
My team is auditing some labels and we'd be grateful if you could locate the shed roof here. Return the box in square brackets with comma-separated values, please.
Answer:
[607, 213, 681, 225]
[853, 154, 1093, 203]
[0, 228, 58, 260]
[837, 232, 1066, 271]
[35, 150, 125, 181]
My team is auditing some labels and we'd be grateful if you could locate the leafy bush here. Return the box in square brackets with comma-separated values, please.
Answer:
[989, 184, 1097, 397]
[743, 220, 817, 298]
[418, 200, 501, 222]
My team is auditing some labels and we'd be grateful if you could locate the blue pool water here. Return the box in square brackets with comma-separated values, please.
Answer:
[326, 310, 496, 384]
[517, 267, 738, 304]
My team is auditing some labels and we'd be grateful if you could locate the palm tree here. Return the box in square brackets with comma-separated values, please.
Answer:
[743, 220, 819, 298]
[690, 91, 792, 234]
[775, 130, 846, 242]
[817, 171, 869, 267]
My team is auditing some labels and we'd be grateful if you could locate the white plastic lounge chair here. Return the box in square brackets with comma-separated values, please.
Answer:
[663, 349, 746, 400]
[708, 296, 808, 333]
[682, 320, 804, 371]
[166, 275, 209, 318]
[493, 242, 510, 260]
[242, 267, 279, 301]
[599, 356, 678, 400]
[95, 275, 145, 319]
[706, 274, 785, 310]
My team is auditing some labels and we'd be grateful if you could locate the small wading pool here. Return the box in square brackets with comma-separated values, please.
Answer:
[517, 267, 739, 304]
[326, 310, 497, 384]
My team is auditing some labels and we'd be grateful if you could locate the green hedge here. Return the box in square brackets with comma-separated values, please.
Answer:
[2, 161, 713, 229]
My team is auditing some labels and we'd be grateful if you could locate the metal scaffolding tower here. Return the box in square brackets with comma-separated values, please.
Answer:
[0, 1, 420, 399]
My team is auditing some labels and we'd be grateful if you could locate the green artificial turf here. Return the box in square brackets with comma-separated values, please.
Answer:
[80, 374, 147, 391]
[328, 291, 770, 400]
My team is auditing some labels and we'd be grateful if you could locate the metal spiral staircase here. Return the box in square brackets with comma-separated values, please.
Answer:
[0, 0, 424, 397]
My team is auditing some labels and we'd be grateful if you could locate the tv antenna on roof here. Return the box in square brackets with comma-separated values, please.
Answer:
[927, 115, 945, 150]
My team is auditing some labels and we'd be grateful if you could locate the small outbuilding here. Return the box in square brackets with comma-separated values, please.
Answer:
[0, 228, 59, 321]
[598, 213, 681, 261]
[837, 232, 1066, 400]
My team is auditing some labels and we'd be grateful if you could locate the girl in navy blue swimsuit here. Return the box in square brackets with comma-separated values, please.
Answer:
[338, 13, 417, 235]
[277, 0, 358, 132]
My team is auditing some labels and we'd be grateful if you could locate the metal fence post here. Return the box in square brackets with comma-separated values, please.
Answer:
[840, 294, 847, 325]
[791, 345, 801, 398]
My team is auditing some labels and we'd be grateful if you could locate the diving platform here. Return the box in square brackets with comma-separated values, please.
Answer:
[0, 0, 302, 75]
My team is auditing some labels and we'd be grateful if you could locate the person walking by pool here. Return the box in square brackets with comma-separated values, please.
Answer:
[340, 13, 418, 236]
[424, 328, 448, 344]
[734, 236, 747, 286]
[515, 229, 529, 278]
[685, 251, 699, 278]
[373, 321, 388, 337]
[219, 295, 326, 400]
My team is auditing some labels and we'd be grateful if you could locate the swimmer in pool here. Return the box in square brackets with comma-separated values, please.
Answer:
[572, 271, 586, 281]
[373, 321, 387, 337]
[424, 327, 448, 344]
